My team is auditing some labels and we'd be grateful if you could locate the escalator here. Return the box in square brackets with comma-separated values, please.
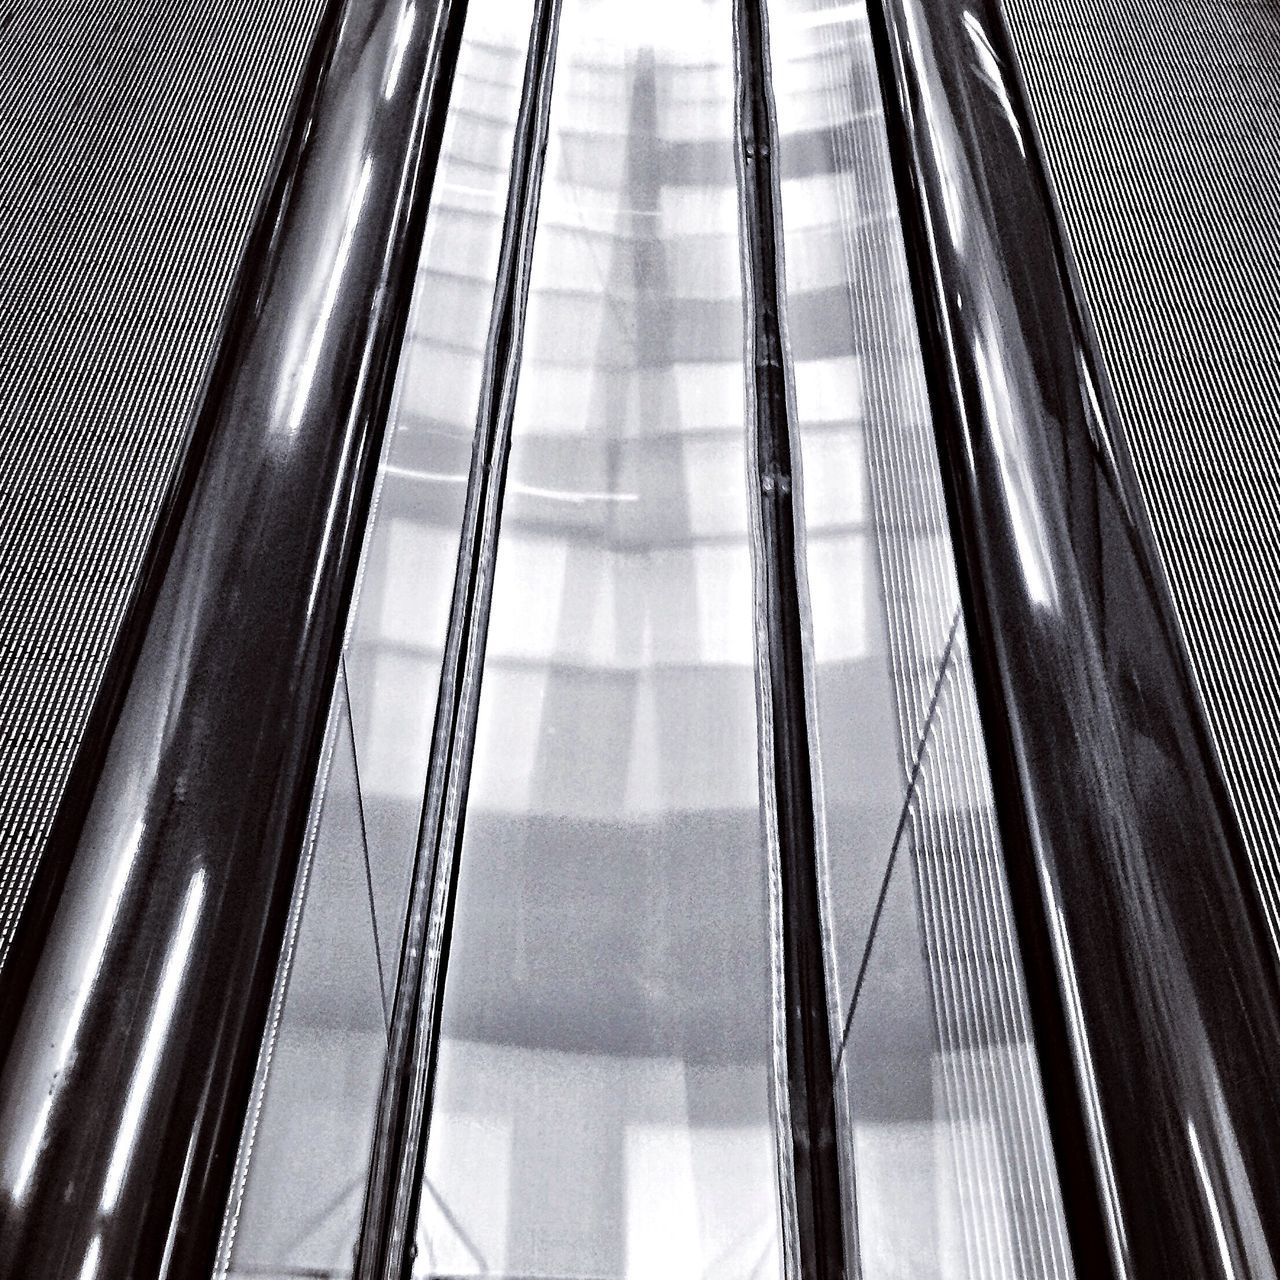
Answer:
[0, 1, 1277, 1278]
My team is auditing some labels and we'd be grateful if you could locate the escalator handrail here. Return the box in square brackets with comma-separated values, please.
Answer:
[861, 1, 1280, 1276]
[0, 1, 468, 1275]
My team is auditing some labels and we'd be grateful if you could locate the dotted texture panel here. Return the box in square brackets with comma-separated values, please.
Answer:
[0, 0, 325, 967]
[1004, 0, 1280, 939]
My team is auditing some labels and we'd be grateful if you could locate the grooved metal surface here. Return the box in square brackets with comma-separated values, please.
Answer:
[1002, 0, 1280, 939]
[0, 0, 326, 967]
[771, 1, 1075, 1272]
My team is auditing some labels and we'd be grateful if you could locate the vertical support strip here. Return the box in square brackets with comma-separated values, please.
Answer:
[353, 1, 563, 1275]
[732, 2, 849, 1278]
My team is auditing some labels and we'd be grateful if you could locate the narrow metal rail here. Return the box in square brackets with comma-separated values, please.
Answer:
[862, 0, 1280, 1275]
[353, 1, 562, 1273]
[0, 0, 468, 1274]
[732, 2, 849, 1277]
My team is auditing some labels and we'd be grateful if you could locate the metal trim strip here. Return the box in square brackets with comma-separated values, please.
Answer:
[733, 1, 849, 1276]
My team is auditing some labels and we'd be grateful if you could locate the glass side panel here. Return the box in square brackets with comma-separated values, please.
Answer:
[216, 5, 532, 1274]
[766, 1, 1076, 1277]
[414, 2, 785, 1277]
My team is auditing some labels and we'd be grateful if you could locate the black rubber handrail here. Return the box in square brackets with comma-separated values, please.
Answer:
[0, 1, 468, 1275]
[862, 0, 1280, 1276]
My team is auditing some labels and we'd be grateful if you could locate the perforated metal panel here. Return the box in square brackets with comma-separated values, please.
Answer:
[1003, 0, 1280, 941]
[0, 0, 326, 967]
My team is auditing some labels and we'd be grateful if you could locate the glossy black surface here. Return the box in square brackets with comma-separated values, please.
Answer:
[0, 0, 466, 1274]
[862, 0, 1280, 1276]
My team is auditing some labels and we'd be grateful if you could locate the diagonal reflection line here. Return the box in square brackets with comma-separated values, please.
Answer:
[343, 651, 391, 1041]
[280, 1171, 364, 1257]
[830, 605, 962, 1088]
[422, 1174, 488, 1272]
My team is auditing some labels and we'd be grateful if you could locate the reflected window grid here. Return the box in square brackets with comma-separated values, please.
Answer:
[421, 4, 785, 1276]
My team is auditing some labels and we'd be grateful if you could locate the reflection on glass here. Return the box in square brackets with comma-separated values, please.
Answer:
[215, 6, 531, 1274]
[767, 0, 1075, 1276]
[842, 813, 963, 1278]
[415, 2, 784, 1276]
